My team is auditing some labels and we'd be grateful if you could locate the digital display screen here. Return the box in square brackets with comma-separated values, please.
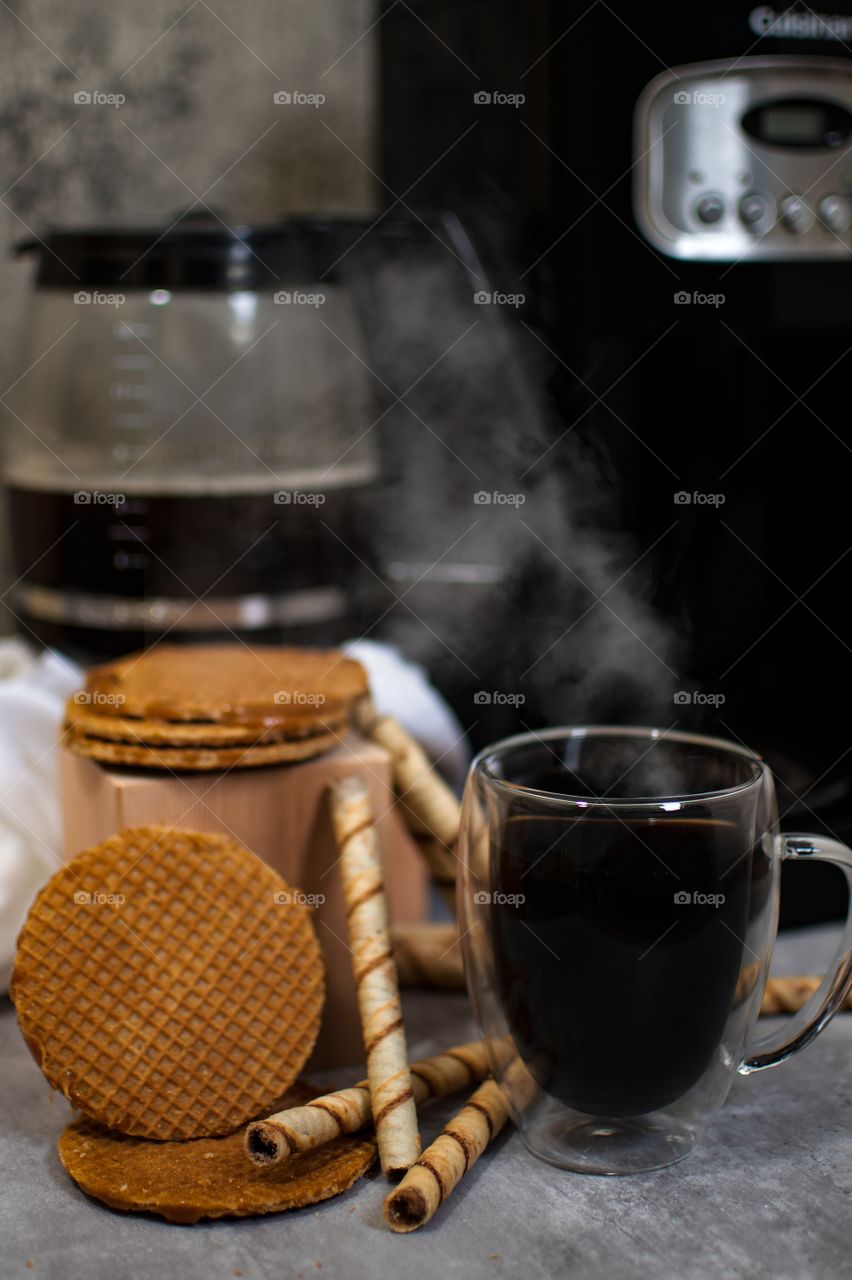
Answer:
[760, 105, 829, 145]
[743, 97, 852, 148]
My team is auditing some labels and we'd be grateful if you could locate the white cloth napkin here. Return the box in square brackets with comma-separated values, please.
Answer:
[0, 637, 467, 994]
[0, 641, 82, 991]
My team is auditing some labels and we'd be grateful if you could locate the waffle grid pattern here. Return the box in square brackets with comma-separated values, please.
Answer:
[12, 826, 325, 1140]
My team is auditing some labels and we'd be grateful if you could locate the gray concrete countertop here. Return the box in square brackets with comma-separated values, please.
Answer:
[1, 926, 849, 1280]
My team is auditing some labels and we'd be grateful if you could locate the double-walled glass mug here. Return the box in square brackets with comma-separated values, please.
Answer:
[458, 727, 852, 1175]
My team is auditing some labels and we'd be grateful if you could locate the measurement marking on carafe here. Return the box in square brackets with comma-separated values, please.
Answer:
[107, 525, 150, 542]
[110, 384, 152, 401]
[111, 355, 151, 370]
[111, 414, 151, 428]
[113, 552, 148, 571]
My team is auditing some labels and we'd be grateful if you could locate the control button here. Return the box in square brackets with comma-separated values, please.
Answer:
[695, 193, 725, 224]
[779, 195, 814, 234]
[819, 194, 852, 234]
[740, 193, 774, 228]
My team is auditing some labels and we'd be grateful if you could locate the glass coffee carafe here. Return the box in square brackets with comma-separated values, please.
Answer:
[3, 215, 381, 660]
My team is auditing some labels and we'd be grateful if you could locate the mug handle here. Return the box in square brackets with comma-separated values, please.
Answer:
[740, 833, 852, 1074]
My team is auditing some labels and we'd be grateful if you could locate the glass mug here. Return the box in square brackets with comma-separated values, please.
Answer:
[458, 727, 852, 1174]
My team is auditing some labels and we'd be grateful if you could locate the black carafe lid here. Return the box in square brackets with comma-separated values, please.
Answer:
[14, 209, 430, 290]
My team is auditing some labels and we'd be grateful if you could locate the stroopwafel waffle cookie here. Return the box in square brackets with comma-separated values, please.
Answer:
[63, 644, 365, 771]
[11, 826, 325, 1140]
[65, 705, 349, 745]
[58, 1082, 377, 1223]
[82, 644, 367, 725]
[63, 728, 340, 771]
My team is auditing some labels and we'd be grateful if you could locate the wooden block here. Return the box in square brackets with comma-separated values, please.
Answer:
[60, 731, 429, 1069]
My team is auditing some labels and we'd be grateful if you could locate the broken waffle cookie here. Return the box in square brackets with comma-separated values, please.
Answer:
[58, 1082, 376, 1223]
[63, 644, 365, 771]
[11, 826, 325, 1140]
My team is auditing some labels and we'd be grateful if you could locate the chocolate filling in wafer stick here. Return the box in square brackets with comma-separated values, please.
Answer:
[383, 1077, 509, 1233]
[328, 773, 420, 1179]
[245, 1041, 488, 1165]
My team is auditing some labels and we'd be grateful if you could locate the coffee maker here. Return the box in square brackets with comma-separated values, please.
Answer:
[380, 0, 852, 921]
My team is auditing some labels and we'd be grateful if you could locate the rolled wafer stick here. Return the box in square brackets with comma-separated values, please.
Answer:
[760, 975, 852, 1014]
[411, 835, 458, 914]
[411, 835, 458, 891]
[354, 702, 462, 909]
[245, 1040, 488, 1165]
[329, 773, 420, 1179]
[383, 1077, 509, 1233]
[358, 711, 462, 850]
[352, 693, 379, 735]
[391, 922, 465, 990]
[736, 961, 852, 1014]
[733, 959, 762, 1005]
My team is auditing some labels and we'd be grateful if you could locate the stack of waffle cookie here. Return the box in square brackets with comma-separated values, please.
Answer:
[63, 644, 368, 770]
[11, 825, 377, 1222]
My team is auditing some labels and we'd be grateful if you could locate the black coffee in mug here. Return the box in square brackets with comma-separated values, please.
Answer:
[491, 810, 756, 1116]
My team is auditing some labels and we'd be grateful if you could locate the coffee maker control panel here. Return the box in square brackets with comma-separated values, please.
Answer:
[634, 57, 852, 259]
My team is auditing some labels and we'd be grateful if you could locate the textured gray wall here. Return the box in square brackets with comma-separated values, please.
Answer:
[0, 0, 378, 609]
